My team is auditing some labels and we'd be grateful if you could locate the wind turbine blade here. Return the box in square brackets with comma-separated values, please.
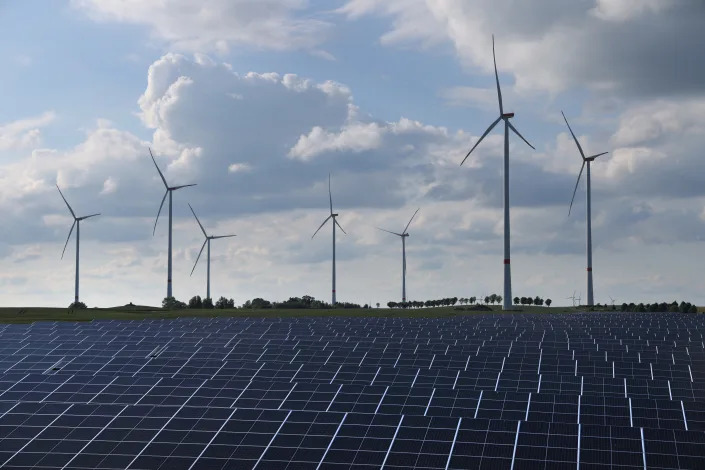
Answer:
[153, 190, 168, 235]
[149, 148, 169, 188]
[190, 239, 208, 276]
[188, 203, 208, 237]
[211, 234, 236, 239]
[507, 121, 535, 150]
[312, 215, 332, 239]
[561, 111, 586, 159]
[56, 185, 76, 219]
[80, 213, 101, 221]
[328, 173, 333, 215]
[377, 227, 403, 237]
[492, 35, 503, 115]
[172, 184, 197, 190]
[590, 152, 608, 159]
[334, 218, 347, 235]
[460, 117, 502, 166]
[568, 161, 586, 216]
[402, 208, 420, 235]
[61, 220, 76, 259]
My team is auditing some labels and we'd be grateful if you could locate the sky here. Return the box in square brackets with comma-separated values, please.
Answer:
[1, 0, 704, 308]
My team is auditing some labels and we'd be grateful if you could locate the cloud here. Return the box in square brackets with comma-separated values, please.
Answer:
[0, 112, 56, 151]
[71, 0, 331, 52]
[339, 0, 705, 98]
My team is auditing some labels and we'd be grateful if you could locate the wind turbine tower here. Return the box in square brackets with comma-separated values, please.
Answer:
[563, 111, 608, 307]
[378, 208, 420, 303]
[56, 185, 100, 305]
[188, 204, 236, 301]
[460, 35, 535, 310]
[149, 148, 196, 299]
[312, 174, 346, 305]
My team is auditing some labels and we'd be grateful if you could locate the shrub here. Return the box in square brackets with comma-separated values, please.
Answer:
[69, 301, 87, 309]
[162, 297, 187, 310]
[188, 296, 203, 309]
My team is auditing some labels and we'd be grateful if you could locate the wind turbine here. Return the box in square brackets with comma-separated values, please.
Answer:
[563, 111, 608, 307]
[312, 174, 346, 305]
[378, 208, 420, 303]
[188, 203, 236, 301]
[566, 291, 577, 307]
[149, 148, 196, 299]
[56, 185, 100, 305]
[460, 35, 535, 310]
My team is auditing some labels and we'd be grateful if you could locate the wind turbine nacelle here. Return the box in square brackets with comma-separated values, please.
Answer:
[332, 213, 339, 217]
[501, 112, 515, 119]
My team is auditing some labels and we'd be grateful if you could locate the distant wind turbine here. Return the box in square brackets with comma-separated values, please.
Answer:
[563, 111, 608, 307]
[460, 35, 535, 310]
[149, 148, 196, 299]
[188, 203, 236, 301]
[378, 208, 420, 303]
[312, 174, 346, 305]
[56, 185, 100, 305]
[566, 291, 577, 307]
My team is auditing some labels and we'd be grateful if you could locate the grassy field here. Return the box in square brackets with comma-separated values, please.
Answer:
[0, 304, 642, 324]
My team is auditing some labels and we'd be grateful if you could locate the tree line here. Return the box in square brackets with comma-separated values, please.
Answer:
[620, 301, 698, 313]
[160, 295, 363, 310]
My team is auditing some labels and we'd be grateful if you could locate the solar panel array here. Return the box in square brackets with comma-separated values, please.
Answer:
[0, 312, 704, 469]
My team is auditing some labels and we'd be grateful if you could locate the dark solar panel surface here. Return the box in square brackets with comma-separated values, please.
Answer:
[0, 312, 704, 469]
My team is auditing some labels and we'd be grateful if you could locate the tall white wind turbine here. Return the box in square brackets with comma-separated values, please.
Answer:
[149, 148, 196, 299]
[378, 208, 419, 303]
[563, 111, 608, 307]
[460, 35, 535, 310]
[312, 174, 346, 305]
[188, 203, 236, 301]
[56, 185, 100, 305]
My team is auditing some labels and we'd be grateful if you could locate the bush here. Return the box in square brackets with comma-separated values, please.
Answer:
[243, 298, 272, 309]
[69, 301, 87, 309]
[162, 296, 187, 310]
[215, 296, 232, 309]
[202, 297, 214, 309]
[188, 296, 203, 309]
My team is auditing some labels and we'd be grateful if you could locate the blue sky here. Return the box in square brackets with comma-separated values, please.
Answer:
[1, 0, 704, 307]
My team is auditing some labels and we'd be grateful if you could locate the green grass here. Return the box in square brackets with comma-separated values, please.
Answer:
[0, 304, 604, 324]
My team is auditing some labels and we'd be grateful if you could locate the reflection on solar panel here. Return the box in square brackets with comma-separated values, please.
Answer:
[0, 312, 704, 468]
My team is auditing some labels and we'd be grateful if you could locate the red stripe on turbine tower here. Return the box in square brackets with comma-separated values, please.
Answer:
[504, 259, 510, 264]
[587, 268, 592, 272]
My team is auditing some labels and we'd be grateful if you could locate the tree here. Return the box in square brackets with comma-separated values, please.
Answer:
[497, 295, 502, 305]
[513, 297, 520, 305]
[69, 301, 87, 309]
[188, 296, 203, 309]
[484, 296, 490, 305]
[534, 296, 542, 306]
[215, 296, 229, 309]
[162, 297, 187, 310]
[202, 297, 214, 309]
[376, 303, 380, 308]
[527, 297, 534, 306]
[545, 299, 552, 307]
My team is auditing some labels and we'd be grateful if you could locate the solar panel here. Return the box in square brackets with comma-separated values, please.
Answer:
[0, 312, 703, 468]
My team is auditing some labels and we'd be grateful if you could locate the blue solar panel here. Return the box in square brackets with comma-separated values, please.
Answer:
[0, 312, 703, 468]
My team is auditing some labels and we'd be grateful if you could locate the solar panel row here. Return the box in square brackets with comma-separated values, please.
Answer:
[0, 312, 703, 469]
